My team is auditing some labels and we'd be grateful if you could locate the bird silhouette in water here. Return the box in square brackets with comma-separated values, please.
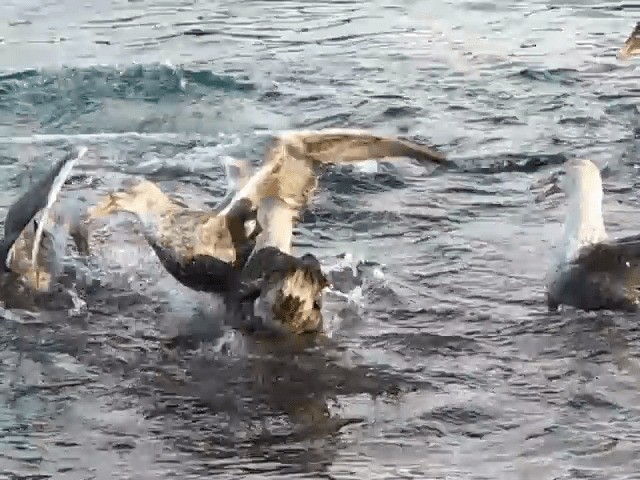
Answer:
[83, 128, 448, 337]
[0, 147, 89, 307]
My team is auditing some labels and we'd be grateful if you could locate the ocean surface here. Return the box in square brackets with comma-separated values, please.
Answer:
[0, 1, 640, 479]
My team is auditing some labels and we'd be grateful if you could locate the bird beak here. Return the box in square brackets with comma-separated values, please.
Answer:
[86, 192, 120, 221]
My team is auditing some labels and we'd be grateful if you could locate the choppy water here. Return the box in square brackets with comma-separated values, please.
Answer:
[1, 0, 640, 478]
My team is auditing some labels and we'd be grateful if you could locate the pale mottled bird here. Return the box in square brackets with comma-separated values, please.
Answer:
[619, 22, 640, 59]
[86, 166, 257, 295]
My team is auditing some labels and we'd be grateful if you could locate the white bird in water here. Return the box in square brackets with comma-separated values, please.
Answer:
[541, 159, 640, 312]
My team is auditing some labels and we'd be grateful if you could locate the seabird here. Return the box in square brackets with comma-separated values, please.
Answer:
[86, 129, 446, 289]
[84, 128, 447, 333]
[85, 170, 257, 295]
[0, 147, 88, 295]
[542, 158, 640, 312]
[235, 196, 331, 335]
[619, 22, 640, 59]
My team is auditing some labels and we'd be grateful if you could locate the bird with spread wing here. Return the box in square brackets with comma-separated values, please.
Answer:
[84, 128, 448, 334]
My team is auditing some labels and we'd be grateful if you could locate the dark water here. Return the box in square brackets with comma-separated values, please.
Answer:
[1, 0, 640, 478]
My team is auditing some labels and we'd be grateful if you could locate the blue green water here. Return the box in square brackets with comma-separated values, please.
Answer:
[1, 1, 640, 478]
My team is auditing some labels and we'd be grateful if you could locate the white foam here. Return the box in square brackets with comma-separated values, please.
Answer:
[372, 267, 385, 280]
[0, 132, 215, 145]
[320, 253, 371, 337]
[67, 288, 87, 317]
[354, 159, 379, 174]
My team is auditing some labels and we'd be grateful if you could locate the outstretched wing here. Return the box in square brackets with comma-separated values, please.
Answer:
[619, 22, 640, 59]
[220, 128, 447, 218]
[272, 128, 447, 165]
[0, 146, 86, 272]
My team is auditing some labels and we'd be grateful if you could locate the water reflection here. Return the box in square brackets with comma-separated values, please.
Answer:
[138, 329, 414, 474]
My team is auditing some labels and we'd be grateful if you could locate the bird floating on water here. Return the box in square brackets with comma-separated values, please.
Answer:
[619, 22, 640, 59]
[85, 128, 448, 334]
[542, 159, 640, 312]
[0, 147, 88, 298]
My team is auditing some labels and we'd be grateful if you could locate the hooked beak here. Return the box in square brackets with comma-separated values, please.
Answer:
[86, 192, 122, 221]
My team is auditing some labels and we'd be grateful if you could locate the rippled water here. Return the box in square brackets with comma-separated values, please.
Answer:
[1, 0, 640, 478]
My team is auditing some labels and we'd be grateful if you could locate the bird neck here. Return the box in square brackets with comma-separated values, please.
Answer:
[561, 186, 607, 262]
[255, 207, 294, 255]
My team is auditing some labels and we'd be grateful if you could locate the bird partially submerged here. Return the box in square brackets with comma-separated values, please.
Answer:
[237, 196, 330, 336]
[0, 147, 88, 300]
[619, 22, 640, 59]
[541, 159, 640, 312]
[84, 128, 448, 333]
[219, 128, 447, 218]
